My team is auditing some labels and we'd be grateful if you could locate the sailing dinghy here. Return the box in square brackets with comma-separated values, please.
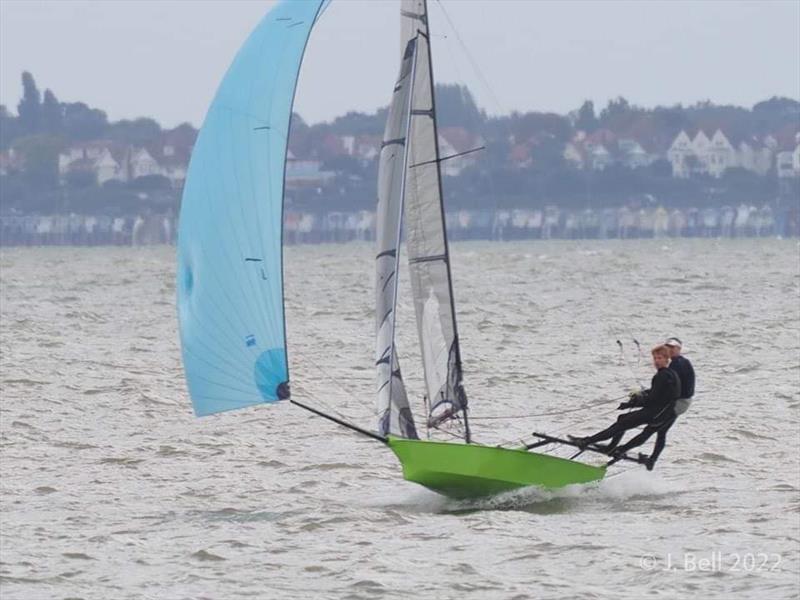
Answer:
[177, 0, 628, 500]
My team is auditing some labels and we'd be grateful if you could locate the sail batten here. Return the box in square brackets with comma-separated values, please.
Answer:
[177, 0, 324, 417]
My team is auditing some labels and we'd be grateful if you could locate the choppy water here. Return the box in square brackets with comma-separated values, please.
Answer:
[1, 239, 799, 600]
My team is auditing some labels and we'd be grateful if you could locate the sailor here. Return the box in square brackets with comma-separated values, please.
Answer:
[665, 337, 694, 415]
[632, 337, 695, 469]
[569, 344, 680, 466]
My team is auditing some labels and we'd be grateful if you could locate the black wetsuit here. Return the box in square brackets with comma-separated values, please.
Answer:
[582, 367, 680, 450]
[669, 355, 695, 399]
[644, 354, 696, 466]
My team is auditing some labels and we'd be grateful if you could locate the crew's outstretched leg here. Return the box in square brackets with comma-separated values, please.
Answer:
[571, 411, 650, 450]
[569, 424, 620, 449]
[607, 426, 659, 466]
[645, 417, 676, 471]
[593, 432, 624, 453]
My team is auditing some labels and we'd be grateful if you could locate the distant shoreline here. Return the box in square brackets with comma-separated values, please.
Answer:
[1, 203, 797, 247]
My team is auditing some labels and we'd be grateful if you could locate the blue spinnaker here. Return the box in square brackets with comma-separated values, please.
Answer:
[177, 0, 325, 416]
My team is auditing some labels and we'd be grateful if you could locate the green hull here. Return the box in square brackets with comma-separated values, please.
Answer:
[387, 436, 606, 499]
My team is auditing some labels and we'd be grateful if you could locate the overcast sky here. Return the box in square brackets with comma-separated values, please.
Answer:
[1, 0, 798, 128]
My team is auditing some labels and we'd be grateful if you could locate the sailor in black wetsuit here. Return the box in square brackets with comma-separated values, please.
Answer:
[570, 344, 680, 467]
[665, 337, 694, 415]
[637, 337, 695, 469]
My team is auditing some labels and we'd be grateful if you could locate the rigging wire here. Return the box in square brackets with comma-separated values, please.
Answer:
[433, 0, 510, 116]
[432, 0, 509, 236]
[548, 403, 620, 436]
[291, 358, 374, 432]
[298, 354, 467, 443]
[430, 420, 469, 441]
[469, 395, 627, 421]
[493, 401, 622, 449]
[300, 355, 361, 399]
[291, 381, 363, 431]
[617, 339, 644, 389]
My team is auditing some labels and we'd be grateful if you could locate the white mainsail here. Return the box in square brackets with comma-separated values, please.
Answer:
[376, 38, 419, 439]
[400, 0, 469, 435]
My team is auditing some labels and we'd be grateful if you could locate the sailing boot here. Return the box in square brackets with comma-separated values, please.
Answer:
[593, 442, 618, 455]
[568, 435, 590, 450]
[606, 447, 630, 467]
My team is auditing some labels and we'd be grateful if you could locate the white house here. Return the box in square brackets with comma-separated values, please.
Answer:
[587, 143, 613, 171]
[161, 163, 187, 188]
[436, 134, 461, 176]
[0, 148, 21, 176]
[692, 130, 711, 157]
[128, 148, 162, 179]
[737, 140, 771, 176]
[58, 141, 191, 187]
[667, 130, 694, 178]
[437, 127, 483, 176]
[58, 141, 127, 184]
[668, 129, 743, 178]
[563, 142, 584, 169]
[93, 148, 124, 184]
[340, 135, 356, 156]
[617, 138, 653, 168]
[285, 156, 335, 188]
[777, 144, 800, 178]
[341, 135, 381, 164]
[706, 130, 737, 177]
[563, 132, 656, 171]
[157, 145, 190, 188]
[795, 143, 800, 174]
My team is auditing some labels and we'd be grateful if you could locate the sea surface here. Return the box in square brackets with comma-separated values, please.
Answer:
[1, 239, 799, 600]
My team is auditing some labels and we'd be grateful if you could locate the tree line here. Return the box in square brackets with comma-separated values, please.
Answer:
[1, 72, 798, 214]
